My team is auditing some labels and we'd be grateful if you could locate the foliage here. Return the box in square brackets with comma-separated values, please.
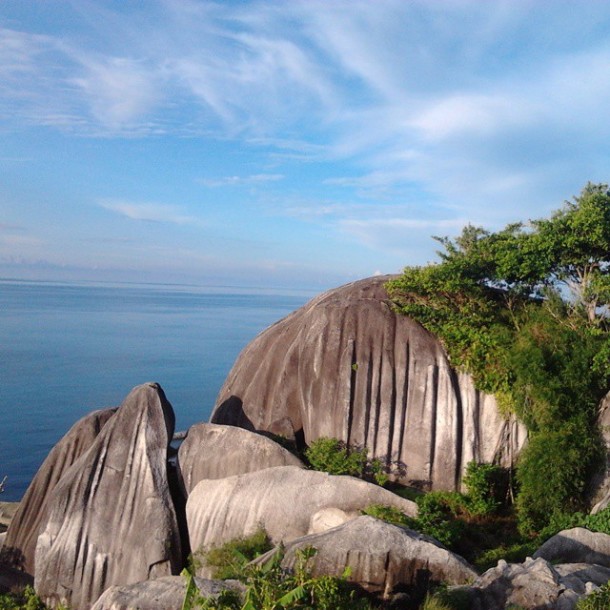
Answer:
[462, 462, 504, 517]
[418, 594, 456, 610]
[196, 528, 272, 580]
[0, 587, 47, 610]
[361, 504, 415, 528]
[473, 540, 537, 572]
[424, 586, 472, 610]
[304, 437, 388, 486]
[387, 183, 610, 532]
[535, 505, 610, 543]
[576, 581, 610, 610]
[183, 547, 372, 610]
[414, 492, 468, 548]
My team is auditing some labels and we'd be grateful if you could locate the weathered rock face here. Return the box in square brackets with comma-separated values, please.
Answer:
[90, 576, 244, 610]
[533, 527, 610, 567]
[265, 515, 477, 598]
[176, 423, 303, 496]
[1, 408, 116, 575]
[212, 276, 526, 490]
[186, 465, 417, 576]
[35, 383, 182, 610]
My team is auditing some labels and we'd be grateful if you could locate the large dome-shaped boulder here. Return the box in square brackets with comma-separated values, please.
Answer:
[35, 383, 182, 610]
[1, 408, 116, 575]
[212, 276, 526, 490]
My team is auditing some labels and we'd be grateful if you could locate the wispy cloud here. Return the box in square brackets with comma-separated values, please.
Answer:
[99, 199, 200, 225]
[3, 0, 610, 273]
[199, 174, 284, 187]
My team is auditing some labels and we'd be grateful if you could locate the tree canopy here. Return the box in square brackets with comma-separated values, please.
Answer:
[386, 183, 610, 533]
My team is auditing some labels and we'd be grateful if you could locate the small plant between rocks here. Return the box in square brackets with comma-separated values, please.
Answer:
[304, 437, 388, 486]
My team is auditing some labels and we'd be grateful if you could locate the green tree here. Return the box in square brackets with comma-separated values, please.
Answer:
[387, 183, 610, 532]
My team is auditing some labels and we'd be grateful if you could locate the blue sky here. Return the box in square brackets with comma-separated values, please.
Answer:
[2, 1, 610, 290]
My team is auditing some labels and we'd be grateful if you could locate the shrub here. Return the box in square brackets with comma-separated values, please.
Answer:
[361, 504, 416, 528]
[462, 461, 504, 517]
[305, 437, 368, 477]
[183, 547, 373, 610]
[0, 586, 47, 610]
[196, 528, 272, 580]
[304, 437, 388, 485]
[415, 492, 467, 548]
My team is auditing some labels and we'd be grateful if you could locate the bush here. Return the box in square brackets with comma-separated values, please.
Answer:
[0, 587, 47, 610]
[304, 437, 388, 485]
[183, 547, 373, 610]
[305, 437, 367, 477]
[415, 492, 467, 548]
[361, 504, 416, 528]
[462, 461, 504, 517]
[196, 528, 272, 580]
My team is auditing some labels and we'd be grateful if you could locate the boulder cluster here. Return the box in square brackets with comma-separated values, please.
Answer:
[2, 277, 610, 609]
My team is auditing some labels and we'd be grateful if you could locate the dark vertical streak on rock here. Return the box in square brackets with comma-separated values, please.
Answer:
[451, 368, 464, 490]
[387, 352, 397, 464]
[364, 353, 373, 445]
[428, 365, 439, 481]
[397, 341, 410, 467]
[348, 340, 357, 447]
[372, 347, 383, 455]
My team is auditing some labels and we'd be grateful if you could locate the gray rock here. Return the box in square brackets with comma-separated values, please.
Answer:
[35, 383, 182, 610]
[554, 562, 610, 595]
[468, 557, 564, 610]
[186, 465, 417, 576]
[212, 276, 526, 491]
[461, 557, 610, 610]
[1, 408, 116, 575]
[90, 575, 243, 610]
[177, 423, 303, 496]
[533, 527, 610, 567]
[262, 515, 477, 598]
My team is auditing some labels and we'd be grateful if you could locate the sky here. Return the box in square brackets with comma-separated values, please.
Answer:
[1, 1, 610, 290]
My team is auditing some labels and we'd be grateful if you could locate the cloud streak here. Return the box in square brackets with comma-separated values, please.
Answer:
[199, 174, 284, 187]
[99, 199, 200, 225]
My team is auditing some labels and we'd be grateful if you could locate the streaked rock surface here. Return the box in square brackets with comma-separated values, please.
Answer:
[176, 423, 303, 496]
[35, 383, 181, 610]
[187, 465, 417, 576]
[1, 408, 116, 574]
[263, 515, 477, 597]
[212, 276, 526, 491]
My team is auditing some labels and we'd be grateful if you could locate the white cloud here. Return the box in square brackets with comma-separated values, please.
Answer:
[3, 1, 610, 244]
[71, 57, 161, 127]
[199, 174, 284, 187]
[99, 199, 200, 225]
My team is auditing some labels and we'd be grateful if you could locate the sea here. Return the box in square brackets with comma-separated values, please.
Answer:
[0, 278, 315, 502]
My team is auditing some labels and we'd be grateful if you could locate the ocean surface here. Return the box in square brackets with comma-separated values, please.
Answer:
[0, 279, 315, 501]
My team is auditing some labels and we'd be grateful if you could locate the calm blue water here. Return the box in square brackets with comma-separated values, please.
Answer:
[0, 279, 314, 501]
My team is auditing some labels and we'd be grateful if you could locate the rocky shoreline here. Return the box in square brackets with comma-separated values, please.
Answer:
[2, 277, 610, 610]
